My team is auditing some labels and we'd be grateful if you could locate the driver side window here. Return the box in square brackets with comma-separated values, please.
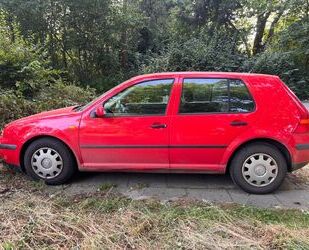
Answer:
[104, 79, 174, 116]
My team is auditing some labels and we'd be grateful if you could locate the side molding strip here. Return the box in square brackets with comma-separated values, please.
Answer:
[80, 145, 227, 149]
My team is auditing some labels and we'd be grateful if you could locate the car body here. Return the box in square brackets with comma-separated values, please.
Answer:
[1, 72, 309, 193]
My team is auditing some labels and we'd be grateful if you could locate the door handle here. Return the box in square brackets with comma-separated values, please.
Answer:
[151, 123, 167, 129]
[230, 120, 248, 126]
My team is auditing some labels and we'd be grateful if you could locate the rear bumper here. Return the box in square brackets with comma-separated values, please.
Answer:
[291, 161, 308, 171]
[291, 143, 309, 171]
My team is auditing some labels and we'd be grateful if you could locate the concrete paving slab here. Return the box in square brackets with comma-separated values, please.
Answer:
[279, 178, 300, 190]
[274, 190, 309, 210]
[127, 173, 168, 188]
[186, 189, 232, 203]
[167, 174, 235, 189]
[50, 172, 130, 195]
[246, 194, 282, 208]
[122, 188, 145, 200]
[73, 172, 130, 188]
[140, 187, 187, 201]
[227, 189, 250, 204]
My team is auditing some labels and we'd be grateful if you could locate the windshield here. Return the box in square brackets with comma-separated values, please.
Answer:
[73, 94, 102, 112]
[73, 78, 138, 112]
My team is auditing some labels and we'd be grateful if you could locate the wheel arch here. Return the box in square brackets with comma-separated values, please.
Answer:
[226, 138, 292, 173]
[19, 135, 79, 172]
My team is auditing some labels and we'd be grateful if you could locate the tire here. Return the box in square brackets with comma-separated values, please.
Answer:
[23, 138, 76, 185]
[229, 142, 287, 194]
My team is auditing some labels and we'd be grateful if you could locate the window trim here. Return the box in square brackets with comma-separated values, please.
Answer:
[178, 77, 256, 115]
[101, 78, 175, 118]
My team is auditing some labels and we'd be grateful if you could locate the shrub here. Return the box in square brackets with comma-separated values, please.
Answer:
[0, 83, 96, 129]
[34, 81, 97, 112]
[244, 51, 309, 100]
[142, 33, 246, 73]
[0, 91, 35, 128]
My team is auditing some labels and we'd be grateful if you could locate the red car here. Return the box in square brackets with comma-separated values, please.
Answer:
[1, 72, 309, 194]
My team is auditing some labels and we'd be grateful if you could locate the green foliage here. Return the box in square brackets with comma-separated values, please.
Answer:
[0, 29, 39, 91]
[0, 15, 63, 98]
[34, 81, 96, 112]
[245, 18, 309, 99]
[143, 33, 246, 73]
[0, 91, 35, 128]
[0, 11, 96, 129]
[0, 83, 96, 129]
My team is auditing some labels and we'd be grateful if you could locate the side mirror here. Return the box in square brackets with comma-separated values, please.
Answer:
[95, 106, 105, 118]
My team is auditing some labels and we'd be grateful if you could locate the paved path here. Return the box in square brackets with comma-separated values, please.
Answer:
[46, 167, 309, 210]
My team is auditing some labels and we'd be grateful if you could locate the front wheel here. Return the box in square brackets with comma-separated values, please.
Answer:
[229, 143, 287, 194]
[24, 138, 76, 185]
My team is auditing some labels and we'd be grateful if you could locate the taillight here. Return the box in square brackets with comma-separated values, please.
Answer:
[300, 119, 309, 125]
[295, 118, 309, 133]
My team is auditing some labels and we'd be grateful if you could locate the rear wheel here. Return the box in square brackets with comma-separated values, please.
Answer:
[229, 143, 287, 194]
[24, 138, 76, 185]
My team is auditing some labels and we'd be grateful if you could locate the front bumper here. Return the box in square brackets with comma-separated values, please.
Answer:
[0, 136, 18, 164]
[0, 144, 17, 150]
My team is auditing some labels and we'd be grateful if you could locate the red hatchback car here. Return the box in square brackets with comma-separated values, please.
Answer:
[1, 72, 309, 194]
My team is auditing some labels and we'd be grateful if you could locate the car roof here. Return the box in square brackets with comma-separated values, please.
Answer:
[130, 71, 279, 80]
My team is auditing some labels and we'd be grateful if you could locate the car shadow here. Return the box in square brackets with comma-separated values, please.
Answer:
[67, 170, 302, 193]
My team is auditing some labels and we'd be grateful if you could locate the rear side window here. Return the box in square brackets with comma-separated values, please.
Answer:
[180, 78, 254, 114]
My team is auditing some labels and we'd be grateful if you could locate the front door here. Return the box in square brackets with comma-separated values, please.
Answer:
[170, 77, 256, 172]
[79, 79, 174, 170]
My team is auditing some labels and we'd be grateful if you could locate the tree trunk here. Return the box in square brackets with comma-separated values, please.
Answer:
[252, 11, 271, 55]
[48, 0, 57, 67]
[61, 6, 68, 69]
[264, 4, 286, 47]
[7, 14, 15, 43]
[120, 0, 128, 70]
[228, 20, 251, 57]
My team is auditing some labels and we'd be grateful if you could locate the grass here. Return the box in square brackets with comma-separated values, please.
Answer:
[98, 183, 117, 192]
[1, 165, 309, 249]
[129, 182, 150, 190]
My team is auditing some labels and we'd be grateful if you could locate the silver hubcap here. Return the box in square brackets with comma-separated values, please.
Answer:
[31, 147, 63, 179]
[242, 153, 278, 187]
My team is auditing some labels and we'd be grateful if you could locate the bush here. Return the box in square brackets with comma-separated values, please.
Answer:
[0, 16, 97, 129]
[0, 83, 96, 129]
[34, 81, 97, 112]
[244, 51, 309, 100]
[142, 33, 246, 73]
[0, 91, 35, 128]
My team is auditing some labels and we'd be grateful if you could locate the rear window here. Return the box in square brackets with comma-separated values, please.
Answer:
[180, 78, 255, 114]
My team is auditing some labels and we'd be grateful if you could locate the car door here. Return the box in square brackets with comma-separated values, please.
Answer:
[169, 77, 257, 172]
[79, 78, 174, 170]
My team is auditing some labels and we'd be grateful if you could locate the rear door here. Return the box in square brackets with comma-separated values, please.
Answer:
[170, 77, 257, 172]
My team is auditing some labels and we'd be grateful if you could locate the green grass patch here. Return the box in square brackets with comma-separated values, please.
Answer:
[98, 183, 117, 192]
